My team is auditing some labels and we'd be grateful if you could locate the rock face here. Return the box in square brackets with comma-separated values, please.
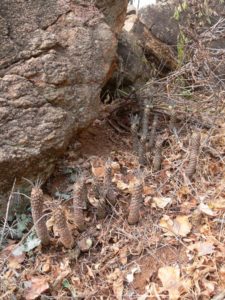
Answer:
[95, 0, 128, 34]
[0, 0, 128, 211]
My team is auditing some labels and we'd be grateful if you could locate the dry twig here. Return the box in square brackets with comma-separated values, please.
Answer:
[0, 180, 16, 248]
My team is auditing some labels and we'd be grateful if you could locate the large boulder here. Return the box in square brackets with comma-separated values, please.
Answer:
[139, 2, 179, 47]
[103, 15, 152, 96]
[102, 10, 178, 97]
[139, 0, 225, 48]
[0, 0, 128, 212]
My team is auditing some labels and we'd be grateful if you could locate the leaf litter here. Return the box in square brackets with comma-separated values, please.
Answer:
[0, 114, 224, 299]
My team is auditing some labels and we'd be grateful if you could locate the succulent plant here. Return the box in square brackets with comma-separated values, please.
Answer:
[30, 187, 50, 246]
[73, 177, 87, 232]
[103, 159, 117, 205]
[148, 113, 159, 149]
[96, 198, 107, 219]
[128, 179, 143, 225]
[54, 207, 74, 249]
[185, 132, 201, 178]
[153, 138, 163, 171]
[130, 114, 140, 155]
[141, 103, 151, 141]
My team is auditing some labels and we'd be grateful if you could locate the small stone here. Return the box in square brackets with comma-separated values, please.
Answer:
[78, 238, 93, 252]
[96, 224, 102, 230]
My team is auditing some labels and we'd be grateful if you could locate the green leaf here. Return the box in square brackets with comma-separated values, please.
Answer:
[62, 279, 70, 289]
[62, 279, 78, 299]
[181, 1, 188, 10]
[55, 191, 71, 201]
[12, 245, 25, 256]
[173, 9, 180, 21]
[24, 234, 41, 252]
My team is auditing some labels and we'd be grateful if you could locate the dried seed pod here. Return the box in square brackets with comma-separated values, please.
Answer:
[185, 132, 201, 178]
[73, 178, 87, 232]
[96, 198, 107, 219]
[153, 138, 163, 171]
[148, 114, 159, 149]
[142, 104, 151, 140]
[130, 114, 140, 155]
[30, 187, 50, 245]
[128, 180, 143, 225]
[54, 207, 74, 249]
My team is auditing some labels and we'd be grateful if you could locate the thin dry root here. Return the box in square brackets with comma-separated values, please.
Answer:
[130, 115, 140, 155]
[148, 114, 159, 149]
[153, 138, 163, 171]
[54, 207, 74, 249]
[73, 178, 87, 232]
[185, 132, 201, 178]
[128, 180, 143, 225]
[30, 187, 50, 245]
[96, 198, 107, 219]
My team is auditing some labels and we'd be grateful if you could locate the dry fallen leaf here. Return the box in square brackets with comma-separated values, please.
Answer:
[188, 242, 215, 256]
[153, 197, 172, 209]
[107, 268, 124, 300]
[177, 185, 190, 198]
[198, 203, 216, 216]
[115, 179, 130, 191]
[86, 265, 95, 278]
[219, 265, 225, 288]
[8, 252, 25, 269]
[119, 246, 128, 265]
[209, 197, 225, 210]
[41, 258, 51, 273]
[25, 277, 49, 300]
[126, 266, 141, 283]
[114, 173, 139, 193]
[111, 161, 120, 171]
[173, 216, 192, 237]
[143, 185, 155, 196]
[158, 266, 181, 300]
[160, 215, 192, 237]
[91, 158, 105, 178]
